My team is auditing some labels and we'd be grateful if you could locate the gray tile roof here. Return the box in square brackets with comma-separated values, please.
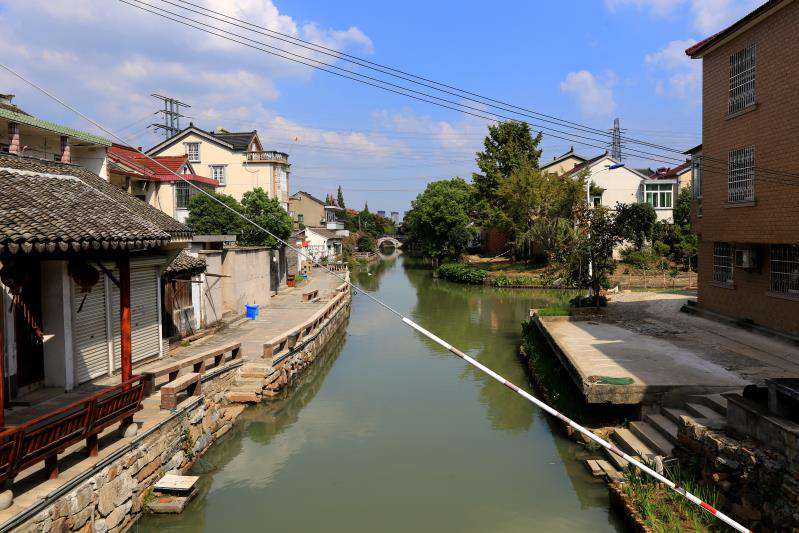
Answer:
[164, 250, 206, 277]
[0, 153, 191, 254]
[210, 131, 255, 151]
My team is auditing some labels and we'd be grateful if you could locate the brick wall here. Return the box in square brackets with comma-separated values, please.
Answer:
[694, 1, 799, 335]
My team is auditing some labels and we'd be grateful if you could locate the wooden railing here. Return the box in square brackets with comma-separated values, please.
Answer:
[0, 376, 145, 484]
[263, 282, 350, 365]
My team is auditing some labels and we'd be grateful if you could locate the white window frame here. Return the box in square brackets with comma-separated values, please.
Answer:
[210, 164, 227, 186]
[729, 44, 756, 115]
[728, 146, 755, 203]
[590, 195, 602, 207]
[770, 245, 799, 294]
[713, 242, 734, 285]
[175, 181, 190, 209]
[185, 142, 200, 163]
[644, 183, 673, 209]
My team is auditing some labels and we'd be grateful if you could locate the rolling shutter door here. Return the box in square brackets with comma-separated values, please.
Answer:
[110, 261, 162, 367]
[72, 280, 110, 383]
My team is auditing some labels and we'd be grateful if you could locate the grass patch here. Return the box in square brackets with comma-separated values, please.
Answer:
[435, 263, 488, 284]
[535, 305, 571, 316]
[623, 463, 719, 532]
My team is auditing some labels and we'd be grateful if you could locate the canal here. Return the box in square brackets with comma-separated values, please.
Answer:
[139, 256, 622, 532]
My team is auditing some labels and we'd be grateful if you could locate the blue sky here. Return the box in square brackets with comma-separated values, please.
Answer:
[0, 0, 764, 212]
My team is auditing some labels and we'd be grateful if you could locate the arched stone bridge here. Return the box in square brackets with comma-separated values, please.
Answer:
[376, 236, 403, 249]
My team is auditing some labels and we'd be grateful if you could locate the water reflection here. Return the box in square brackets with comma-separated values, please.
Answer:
[139, 257, 620, 533]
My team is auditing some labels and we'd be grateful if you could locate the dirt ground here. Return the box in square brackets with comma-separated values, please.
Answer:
[602, 291, 799, 385]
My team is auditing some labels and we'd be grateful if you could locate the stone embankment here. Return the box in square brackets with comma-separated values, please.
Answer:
[9, 283, 351, 533]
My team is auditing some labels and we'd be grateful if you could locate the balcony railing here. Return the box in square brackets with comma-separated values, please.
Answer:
[246, 150, 289, 164]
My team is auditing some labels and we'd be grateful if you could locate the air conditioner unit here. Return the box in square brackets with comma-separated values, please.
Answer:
[734, 248, 757, 269]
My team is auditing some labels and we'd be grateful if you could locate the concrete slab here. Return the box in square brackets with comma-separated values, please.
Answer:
[535, 316, 749, 406]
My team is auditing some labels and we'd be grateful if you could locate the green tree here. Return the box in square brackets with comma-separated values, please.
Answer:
[356, 234, 375, 252]
[404, 178, 476, 264]
[238, 188, 293, 248]
[614, 202, 657, 250]
[495, 162, 586, 258]
[186, 191, 244, 236]
[673, 187, 697, 270]
[337, 186, 345, 209]
[473, 121, 543, 222]
[553, 205, 619, 306]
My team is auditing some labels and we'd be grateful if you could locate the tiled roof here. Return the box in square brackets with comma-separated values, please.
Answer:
[290, 190, 326, 206]
[649, 161, 691, 180]
[210, 131, 256, 151]
[108, 145, 219, 187]
[0, 153, 191, 254]
[561, 151, 610, 178]
[306, 227, 343, 240]
[164, 249, 206, 277]
[686, 0, 788, 57]
[0, 108, 111, 146]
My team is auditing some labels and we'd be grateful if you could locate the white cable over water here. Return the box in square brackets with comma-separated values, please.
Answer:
[0, 63, 751, 533]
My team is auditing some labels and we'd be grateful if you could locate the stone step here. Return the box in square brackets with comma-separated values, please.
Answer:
[584, 459, 603, 477]
[594, 459, 624, 482]
[603, 445, 632, 471]
[662, 407, 691, 426]
[685, 402, 724, 422]
[233, 380, 265, 393]
[227, 391, 260, 403]
[611, 428, 656, 460]
[644, 413, 679, 445]
[629, 421, 675, 457]
[693, 393, 729, 416]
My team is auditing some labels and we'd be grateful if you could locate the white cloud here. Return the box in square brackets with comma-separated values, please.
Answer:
[606, 0, 767, 34]
[559, 71, 616, 118]
[302, 23, 374, 55]
[645, 39, 701, 101]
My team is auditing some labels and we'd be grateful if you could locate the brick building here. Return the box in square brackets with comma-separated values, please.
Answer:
[687, 0, 799, 336]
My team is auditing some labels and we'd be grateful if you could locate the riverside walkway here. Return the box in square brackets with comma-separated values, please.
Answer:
[0, 268, 346, 529]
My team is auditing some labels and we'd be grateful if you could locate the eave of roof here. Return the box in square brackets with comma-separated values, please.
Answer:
[686, 0, 792, 57]
[146, 125, 235, 155]
[0, 108, 111, 146]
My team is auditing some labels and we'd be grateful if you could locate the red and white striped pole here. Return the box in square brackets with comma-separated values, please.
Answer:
[402, 318, 751, 533]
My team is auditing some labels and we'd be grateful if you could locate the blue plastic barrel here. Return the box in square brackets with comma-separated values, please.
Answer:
[245, 304, 259, 320]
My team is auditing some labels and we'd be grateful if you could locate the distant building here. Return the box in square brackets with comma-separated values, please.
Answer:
[289, 191, 326, 227]
[390, 211, 400, 224]
[686, 0, 799, 335]
[541, 146, 588, 175]
[146, 124, 290, 209]
[377, 210, 386, 218]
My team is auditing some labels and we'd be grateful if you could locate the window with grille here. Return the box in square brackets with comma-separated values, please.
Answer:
[692, 155, 702, 199]
[729, 44, 756, 114]
[185, 142, 200, 162]
[728, 147, 754, 203]
[713, 242, 734, 284]
[210, 165, 226, 186]
[770, 245, 799, 294]
[645, 183, 673, 208]
[175, 181, 190, 209]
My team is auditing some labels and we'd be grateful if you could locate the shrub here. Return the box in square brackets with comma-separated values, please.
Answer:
[356, 235, 375, 252]
[435, 263, 488, 284]
[493, 274, 538, 287]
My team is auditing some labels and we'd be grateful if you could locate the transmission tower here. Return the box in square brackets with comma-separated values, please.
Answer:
[149, 93, 191, 139]
[610, 117, 622, 161]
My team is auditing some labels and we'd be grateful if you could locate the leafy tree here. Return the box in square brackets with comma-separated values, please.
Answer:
[356, 234, 375, 252]
[186, 191, 244, 236]
[337, 186, 345, 209]
[614, 202, 657, 250]
[495, 162, 586, 258]
[552, 205, 619, 306]
[672, 187, 697, 270]
[404, 178, 477, 264]
[473, 121, 543, 223]
[238, 188, 293, 248]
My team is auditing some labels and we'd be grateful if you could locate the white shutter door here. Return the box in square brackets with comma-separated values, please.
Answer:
[110, 262, 162, 367]
[72, 281, 110, 383]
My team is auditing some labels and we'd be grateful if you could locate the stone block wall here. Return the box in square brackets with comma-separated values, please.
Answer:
[675, 416, 799, 530]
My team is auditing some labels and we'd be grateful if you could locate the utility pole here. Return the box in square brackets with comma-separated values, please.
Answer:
[149, 93, 191, 139]
[610, 117, 622, 161]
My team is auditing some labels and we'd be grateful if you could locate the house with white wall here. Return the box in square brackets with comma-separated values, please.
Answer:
[146, 124, 290, 209]
[0, 94, 111, 177]
[563, 152, 676, 221]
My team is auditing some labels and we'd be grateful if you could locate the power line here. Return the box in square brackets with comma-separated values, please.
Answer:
[120, 0, 695, 168]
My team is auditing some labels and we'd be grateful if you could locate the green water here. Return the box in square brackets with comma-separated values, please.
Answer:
[138, 256, 622, 532]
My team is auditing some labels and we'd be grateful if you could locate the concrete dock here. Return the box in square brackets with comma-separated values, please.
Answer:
[534, 314, 749, 406]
